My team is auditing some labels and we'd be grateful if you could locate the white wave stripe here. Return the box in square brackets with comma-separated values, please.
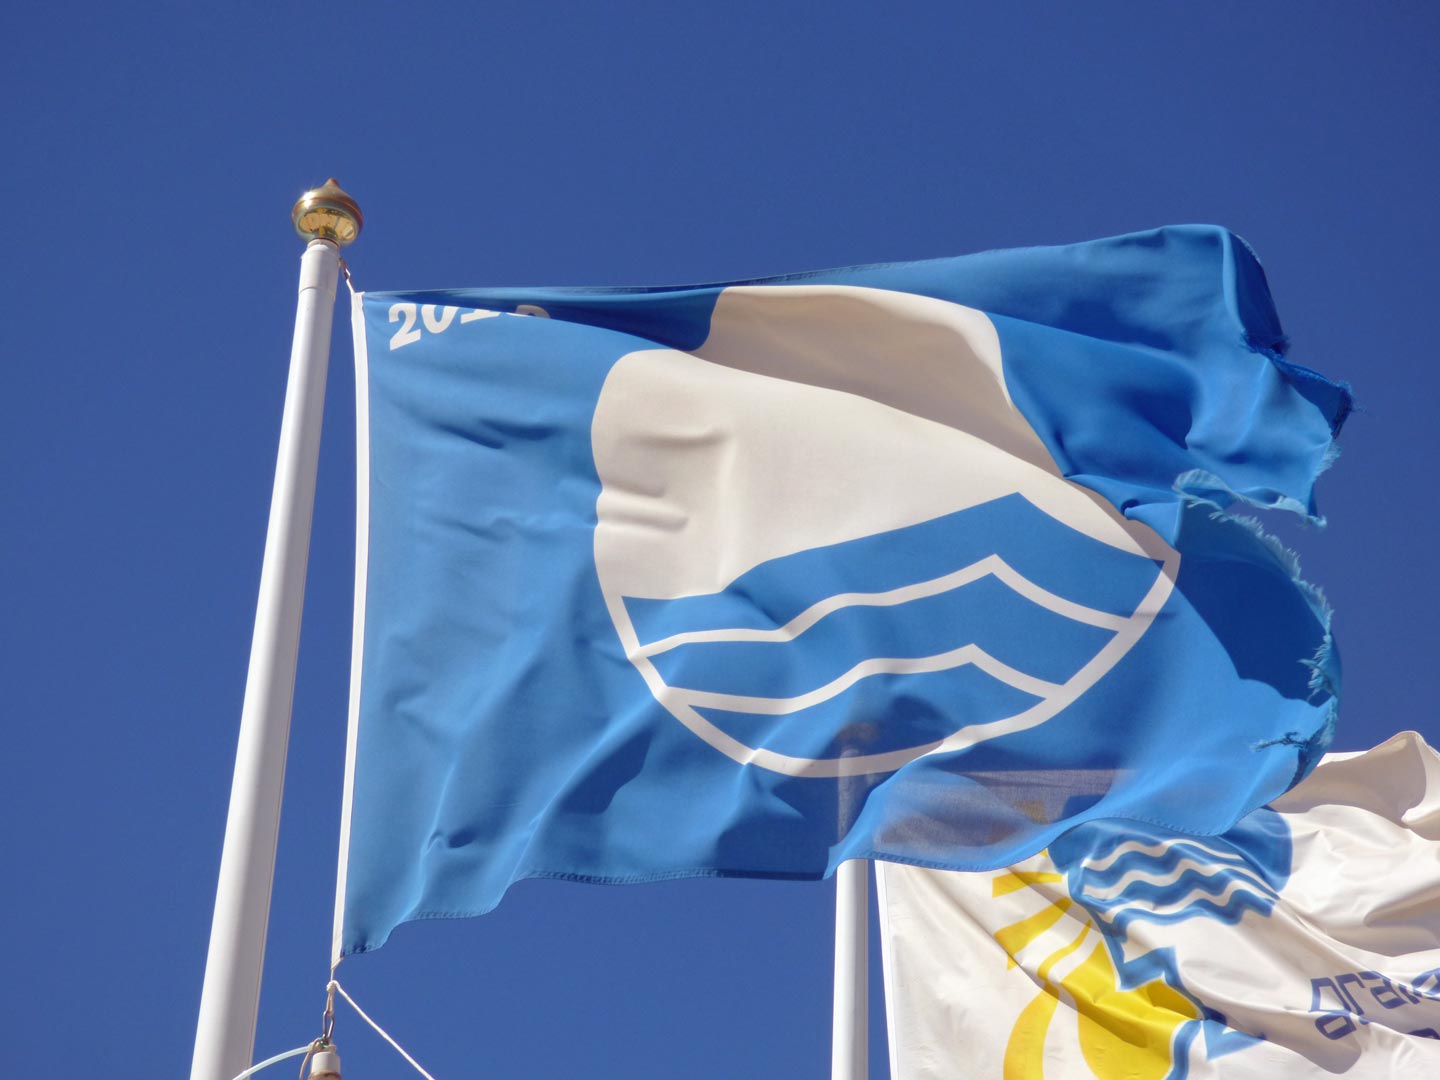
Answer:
[1082, 858, 1277, 904]
[613, 543, 1177, 778]
[632, 554, 1130, 658]
[669, 644, 1065, 716]
[1082, 836, 1253, 874]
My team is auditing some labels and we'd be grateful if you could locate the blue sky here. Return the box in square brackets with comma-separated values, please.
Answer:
[3, 3, 1437, 1077]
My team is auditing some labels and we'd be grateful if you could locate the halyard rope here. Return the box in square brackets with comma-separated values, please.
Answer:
[223, 978, 436, 1080]
[329, 978, 439, 1080]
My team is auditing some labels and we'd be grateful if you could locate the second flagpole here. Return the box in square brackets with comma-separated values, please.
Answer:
[190, 181, 361, 1080]
[833, 858, 870, 1080]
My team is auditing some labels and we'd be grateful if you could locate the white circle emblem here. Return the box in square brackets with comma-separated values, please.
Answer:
[592, 286, 1176, 777]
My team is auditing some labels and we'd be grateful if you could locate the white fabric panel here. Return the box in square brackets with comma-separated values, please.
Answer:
[878, 732, 1440, 1078]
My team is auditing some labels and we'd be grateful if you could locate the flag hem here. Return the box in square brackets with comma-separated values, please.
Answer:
[874, 861, 906, 1080]
[331, 287, 371, 968]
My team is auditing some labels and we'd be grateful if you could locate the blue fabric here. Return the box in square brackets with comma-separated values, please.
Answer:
[342, 226, 1349, 956]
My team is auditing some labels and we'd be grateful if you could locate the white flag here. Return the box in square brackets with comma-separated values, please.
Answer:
[877, 731, 1440, 1078]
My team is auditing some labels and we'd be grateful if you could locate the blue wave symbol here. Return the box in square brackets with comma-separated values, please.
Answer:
[1051, 812, 1293, 935]
[623, 494, 1164, 760]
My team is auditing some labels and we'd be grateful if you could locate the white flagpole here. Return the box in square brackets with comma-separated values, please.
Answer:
[832, 858, 869, 1080]
[190, 181, 362, 1080]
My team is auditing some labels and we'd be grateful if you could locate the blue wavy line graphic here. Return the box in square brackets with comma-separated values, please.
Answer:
[614, 492, 1172, 769]
[1053, 810, 1293, 934]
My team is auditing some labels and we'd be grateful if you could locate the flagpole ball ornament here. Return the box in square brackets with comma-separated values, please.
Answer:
[292, 178, 362, 246]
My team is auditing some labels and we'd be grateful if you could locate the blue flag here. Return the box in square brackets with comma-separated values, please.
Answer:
[335, 226, 1349, 959]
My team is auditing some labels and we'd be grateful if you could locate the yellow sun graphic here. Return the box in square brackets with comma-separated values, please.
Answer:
[991, 864, 1198, 1079]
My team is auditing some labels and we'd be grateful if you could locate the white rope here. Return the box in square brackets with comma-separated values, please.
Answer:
[226, 1043, 312, 1080]
[330, 978, 438, 1080]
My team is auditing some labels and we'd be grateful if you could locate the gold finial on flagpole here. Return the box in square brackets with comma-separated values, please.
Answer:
[292, 178, 363, 246]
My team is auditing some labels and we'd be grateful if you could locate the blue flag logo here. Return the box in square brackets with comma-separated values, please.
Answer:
[591, 289, 1178, 775]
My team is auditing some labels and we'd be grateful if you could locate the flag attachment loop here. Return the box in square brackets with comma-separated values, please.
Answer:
[320, 981, 336, 1043]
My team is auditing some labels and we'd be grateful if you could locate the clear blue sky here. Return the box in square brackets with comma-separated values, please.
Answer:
[2, 3, 1436, 1076]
